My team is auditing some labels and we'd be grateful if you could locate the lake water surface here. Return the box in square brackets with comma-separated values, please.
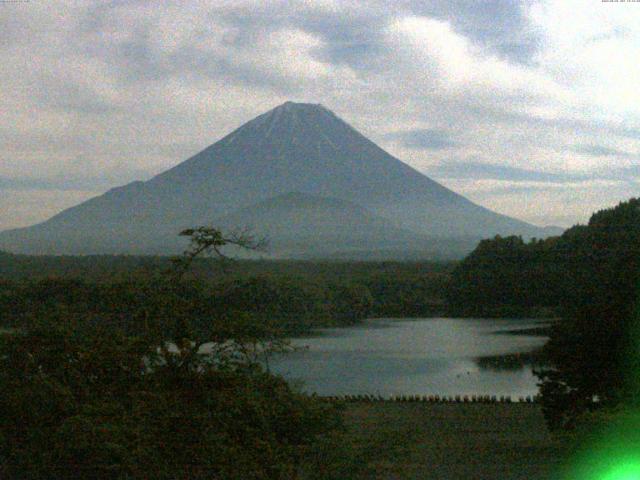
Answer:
[269, 318, 550, 398]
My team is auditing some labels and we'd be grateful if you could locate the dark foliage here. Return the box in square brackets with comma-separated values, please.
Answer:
[0, 227, 341, 479]
[448, 198, 640, 429]
[446, 235, 565, 317]
[0, 313, 338, 479]
[537, 199, 640, 430]
[0, 257, 452, 334]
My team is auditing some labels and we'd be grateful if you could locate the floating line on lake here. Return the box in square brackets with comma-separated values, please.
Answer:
[315, 394, 540, 404]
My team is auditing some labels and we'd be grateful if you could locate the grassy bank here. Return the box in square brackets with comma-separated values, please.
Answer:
[313, 402, 563, 480]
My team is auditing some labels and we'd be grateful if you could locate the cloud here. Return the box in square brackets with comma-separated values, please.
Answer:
[0, 173, 146, 192]
[0, 176, 72, 191]
[0, 190, 100, 231]
[530, 0, 640, 115]
[427, 161, 588, 183]
[404, 0, 543, 64]
[570, 144, 634, 158]
[464, 178, 638, 228]
[2, 0, 640, 231]
[385, 129, 458, 150]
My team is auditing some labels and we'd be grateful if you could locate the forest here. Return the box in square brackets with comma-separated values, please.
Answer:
[2, 199, 640, 478]
[449, 199, 640, 437]
[0, 253, 450, 335]
[0, 229, 453, 478]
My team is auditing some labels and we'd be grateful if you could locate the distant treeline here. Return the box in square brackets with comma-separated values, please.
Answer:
[446, 235, 566, 317]
[0, 252, 453, 280]
[447, 200, 640, 320]
[0, 256, 452, 334]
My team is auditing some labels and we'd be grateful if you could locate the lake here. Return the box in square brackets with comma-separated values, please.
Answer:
[269, 318, 550, 398]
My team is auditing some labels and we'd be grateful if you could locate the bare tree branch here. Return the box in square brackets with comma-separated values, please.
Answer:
[169, 226, 268, 280]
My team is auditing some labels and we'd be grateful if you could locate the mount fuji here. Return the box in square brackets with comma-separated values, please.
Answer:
[0, 102, 560, 258]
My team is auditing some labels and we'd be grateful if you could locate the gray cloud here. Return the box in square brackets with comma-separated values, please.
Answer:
[473, 183, 564, 196]
[1, 1, 640, 231]
[570, 144, 633, 157]
[303, 16, 387, 71]
[616, 128, 640, 140]
[428, 161, 589, 183]
[455, 103, 640, 145]
[211, 4, 390, 74]
[0, 175, 106, 192]
[0, 172, 152, 192]
[211, 0, 541, 75]
[602, 164, 640, 182]
[386, 128, 458, 150]
[41, 81, 122, 115]
[73, 4, 307, 93]
[0, 176, 63, 191]
[403, 0, 542, 64]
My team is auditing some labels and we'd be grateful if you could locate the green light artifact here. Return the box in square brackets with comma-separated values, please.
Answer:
[559, 408, 640, 480]
[600, 460, 640, 480]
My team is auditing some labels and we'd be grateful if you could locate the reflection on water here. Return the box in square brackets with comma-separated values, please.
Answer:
[474, 349, 546, 371]
[269, 318, 550, 398]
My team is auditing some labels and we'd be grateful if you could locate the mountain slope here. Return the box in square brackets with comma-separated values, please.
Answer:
[0, 101, 560, 256]
[218, 192, 430, 257]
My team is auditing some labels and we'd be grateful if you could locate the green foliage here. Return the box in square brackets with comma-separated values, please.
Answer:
[446, 235, 564, 317]
[364, 271, 447, 316]
[0, 227, 342, 479]
[0, 274, 379, 337]
[448, 198, 640, 430]
[0, 251, 453, 284]
[536, 199, 640, 430]
[326, 282, 374, 324]
[0, 261, 451, 336]
[0, 314, 337, 479]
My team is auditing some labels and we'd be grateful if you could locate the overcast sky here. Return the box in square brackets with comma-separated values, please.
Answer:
[2, 0, 640, 231]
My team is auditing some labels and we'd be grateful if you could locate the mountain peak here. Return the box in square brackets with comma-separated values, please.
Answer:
[275, 101, 328, 112]
[236, 100, 339, 144]
[264, 101, 334, 120]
